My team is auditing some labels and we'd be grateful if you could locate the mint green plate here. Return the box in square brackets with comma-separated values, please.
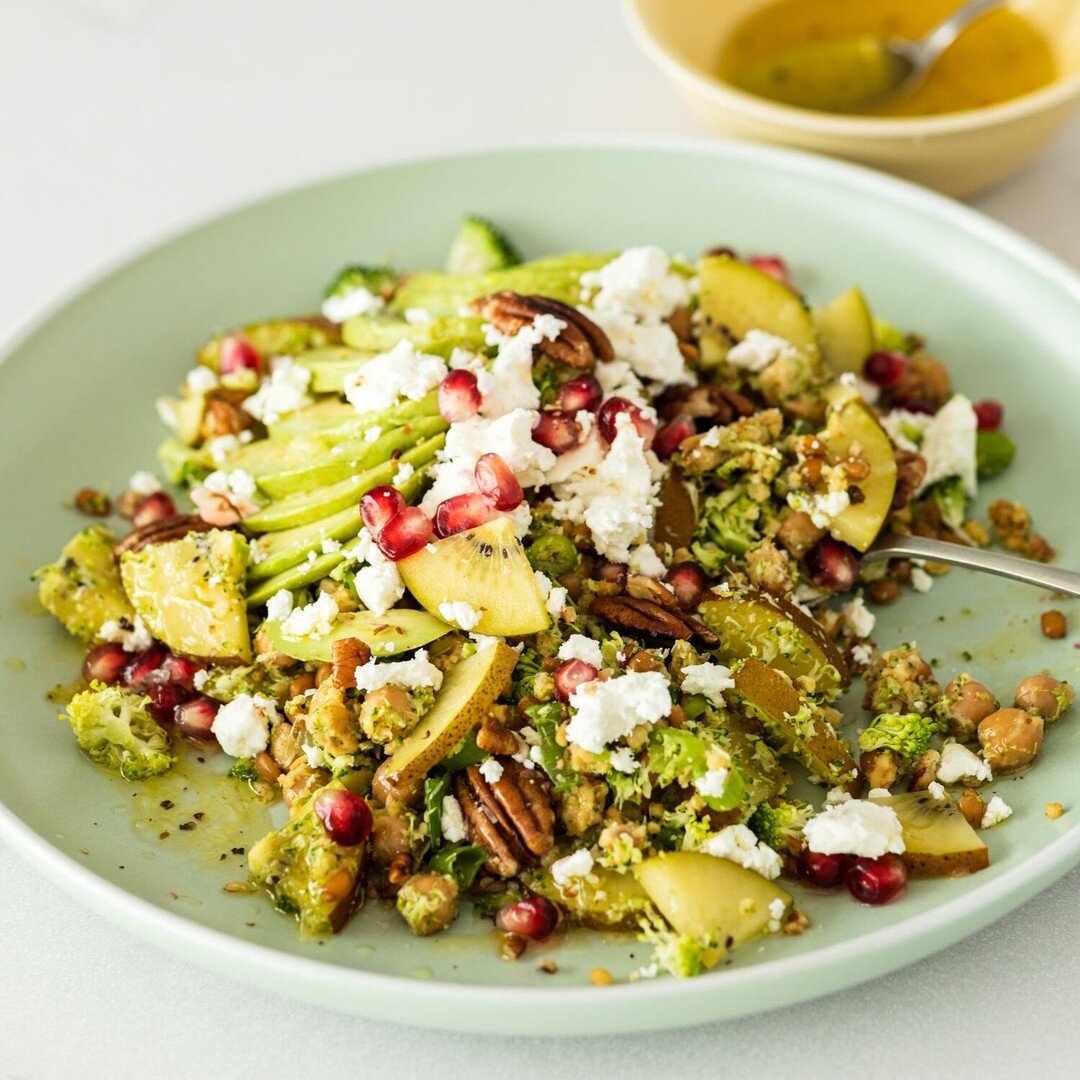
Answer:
[1, 140, 1077, 1034]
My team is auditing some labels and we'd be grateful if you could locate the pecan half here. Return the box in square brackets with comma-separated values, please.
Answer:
[331, 637, 371, 690]
[891, 448, 927, 511]
[113, 514, 217, 557]
[590, 595, 718, 647]
[201, 390, 259, 440]
[476, 717, 520, 757]
[655, 384, 756, 426]
[454, 758, 555, 878]
[626, 574, 679, 609]
[472, 291, 613, 369]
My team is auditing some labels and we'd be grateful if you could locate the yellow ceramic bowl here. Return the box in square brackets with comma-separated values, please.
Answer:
[623, 0, 1080, 198]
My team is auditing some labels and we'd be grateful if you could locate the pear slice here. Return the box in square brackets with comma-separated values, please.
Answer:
[870, 790, 989, 877]
[813, 286, 875, 374]
[730, 657, 859, 790]
[372, 641, 519, 805]
[821, 398, 897, 552]
[698, 588, 848, 694]
[398, 517, 550, 637]
[530, 867, 655, 931]
[264, 608, 451, 663]
[634, 851, 792, 952]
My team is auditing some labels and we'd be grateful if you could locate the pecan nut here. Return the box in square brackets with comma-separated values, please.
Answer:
[330, 637, 371, 690]
[625, 574, 679, 609]
[201, 390, 259, 440]
[454, 758, 555, 878]
[475, 717, 520, 757]
[472, 291, 613, 369]
[113, 514, 217, 557]
[655, 384, 756, 426]
[590, 594, 718, 647]
[891, 448, 927, 511]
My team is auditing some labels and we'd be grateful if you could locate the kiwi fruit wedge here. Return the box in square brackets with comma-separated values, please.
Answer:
[397, 517, 550, 637]
[870, 790, 989, 877]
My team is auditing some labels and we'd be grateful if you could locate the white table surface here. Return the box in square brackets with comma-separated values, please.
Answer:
[2, 2, 1078, 1076]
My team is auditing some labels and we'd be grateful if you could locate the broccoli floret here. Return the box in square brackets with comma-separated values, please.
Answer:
[228, 757, 259, 782]
[65, 683, 175, 779]
[926, 477, 967, 533]
[640, 920, 720, 978]
[323, 264, 396, 301]
[647, 728, 745, 812]
[692, 488, 763, 569]
[749, 798, 813, 853]
[445, 216, 520, 276]
[858, 711, 940, 760]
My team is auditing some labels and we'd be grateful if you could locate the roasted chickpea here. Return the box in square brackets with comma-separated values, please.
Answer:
[1014, 675, 1075, 721]
[395, 872, 459, 936]
[978, 708, 1044, 771]
[941, 675, 998, 740]
[370, 808, 417, 867]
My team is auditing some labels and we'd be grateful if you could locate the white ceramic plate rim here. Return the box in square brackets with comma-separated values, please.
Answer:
[2, 135, 1078, 1028]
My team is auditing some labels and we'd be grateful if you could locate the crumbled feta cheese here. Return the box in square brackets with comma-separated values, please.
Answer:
[628, 543, 667, 579]
[438, 600, 483, 631]
[477, 315, 560, 418]
[478, 758, 505, 784]
[594, 358, 648, 407]
[787, 487, 851, 529]
[566, 671, 671, 753]
[352, 648, 444, 694]
[556, 634, 604, 670]
[533, 571, 568, 617]
[842, 593, 876, 639]
[700, 824, 783, 880]
[403, 307, 431, 325]
[342, 339, 447, 415]
[981, 795, 1013, 828]
[838, 370, 880, 405]
[128, 470, 161, 496]
[352, 561, 405, 617]
[937, 739, 992, 784]
[910, 567, 934, 593]
[579, 247, 691, 323]
[694, 767, 730, 799]
[804, 799, 906, 858]
[364, 425, 383, 443]
[320, 538, 342, 555]
[825, 787, 852, 805]
[321, 285, 384, 323]
[205, 434, 242, 463]
[211, 693, 277, 758]
[265, 588, 294, 623]
[469, 633, 500, 652]
[867, 787, 893, 799]
[393, 461, 415, 486]
[927, 781, 947, 801]
[242, 357, 313, 424]
[726, 330, 798, 373]
[606, 746, 640, 773]
[301, 744, 326, 769]
[679, 662, 735, 707]
[851, 643, 874, 666]
[881, 395, 977, 496]
[767, 896, 787, 933]
[186, 366, 219, 394]
[98, 615, 153, 653]
[440, 794, 468, 843]
[193, 669, 210, 692]
[583, 307, 692, 388]
[550, 848, 595, 887]
[280, 592, 338, 639]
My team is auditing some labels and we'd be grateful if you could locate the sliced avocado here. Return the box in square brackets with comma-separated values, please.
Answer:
[120, 528, 251, 661]
[267, 391, 440, 442]
[246, 550, 345, 608]
[294, 346, 374, 394]
[35, 526, 135, 642]
[249, 505, 362, 582]
[197, 318, 340, 373]
[264, 608, 450, 663]
[340, 314, 487, 355]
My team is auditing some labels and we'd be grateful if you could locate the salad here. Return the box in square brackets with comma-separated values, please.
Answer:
[37, 217, 1074, 981]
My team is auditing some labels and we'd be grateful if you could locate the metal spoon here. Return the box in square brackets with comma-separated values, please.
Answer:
[863, 533, 1080, 599]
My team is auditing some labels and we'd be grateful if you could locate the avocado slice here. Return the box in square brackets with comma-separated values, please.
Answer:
[249, 505, 362, 582]
[264, 608, 450, 662]
[267, 390, 439, 441]
[35, 526, 135, 642]
[197, 318, 340, 373]
[246, 551, 344, 608]
[120, 528, 251, 661]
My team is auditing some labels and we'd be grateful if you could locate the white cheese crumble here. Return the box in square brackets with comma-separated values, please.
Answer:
[910, 567, 934, 593]
[351, 648, 444, 694]
[477, 314, 560, 418]
[579, 247, 691, 323]
[851, 643, 874, 666]
[556, 634, 604, 670]
[242, 357, 313, 424]
[280, 592, 338, 639]
[342, 339, 447, 415]
[838, 370, 880, 404]
[700, 824, 783, 880]
[403, 307, 431, 325]
[320, 538, 342, 555]
[364, 425, 383, 443]
[867, 787, 893, 799]
[98, 615, 153, 653]
[881, 394, 978, 496]
[265, 588, 294, 623]
[981, 795, 1013, 828]
[211, 693, 278, 758]
[533, 571, 569, 617]
[203, 468, 258, 499]
[128, 470, 161, 496]
[826, 787, 852, 805]
[927, 781, 947, 801]
[607, 746, 640, 774]
[726, 329, 798, 373]
[438, 600, 483, 631]
[393, 461, 415, 486]
[767, 896, 787, 933]
[193, 669, 210, 692]
[440, 794, 468, 843]
[842, 593, 876, 639]
[550, 848, 595, 888]
[804, 799, 906, 858]
[628, 543, 667, 579]
[301, 743, 326, 769]
[186, 366, 219, 394]
[566, 671, 672, 753]
[584, 308, 692, 388]
[937, 739, 992, 784]
[787, 487, 851, 529]
[478, 758, 505, 784]
[469, 633, 500, 652]
[679, 661, 735, 707]
[694, 767, 731, 799]
[321, 285, 384, 323]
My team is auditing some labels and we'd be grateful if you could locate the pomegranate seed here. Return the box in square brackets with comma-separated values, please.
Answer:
[495, 895, 563, 940]
[597, 397, 656, 450]
[474, 453, 523, 511]
[314, 788, 373, 846]
[797, 848, 850, 888]
[377, 507, 434, 559]
[558, 375, 603, 414]
[438, 369, 482, 423]
[123, 644, 169, 690]
[805, 537, 861, 593]
[653, 413, 695, 460]
[218, 335, 261, 376]
[554, 659, 599, 703]
[433, 493, 496, 538]
[845, 853, 908, 905]
[748, 255, 791, 286]
[531, 409, 582, 454]
[132, 492, 177, 528]
[360, 485, 405, 536]
[159, 653, 200, 689]
[174, 694, 219, 740]
[973, 399, 1003, 432]
[145, 682, 189, 724]
[82, 643, 130, 685]
[664, 563, 708, 611]
[597, 561, 627, 587]
[863, 350, 908, 388]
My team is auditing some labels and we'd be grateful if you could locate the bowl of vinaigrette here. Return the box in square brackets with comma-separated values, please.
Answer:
[624, 0, 1080, 197]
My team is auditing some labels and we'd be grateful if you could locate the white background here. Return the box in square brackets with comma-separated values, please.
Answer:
[1, 2, 1078, 1077]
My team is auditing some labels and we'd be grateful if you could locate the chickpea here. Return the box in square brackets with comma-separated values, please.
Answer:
[1015, 675, 1075, 721]
[395, 872, 459, 936]
[867, 578, 902, 605]
[978, 708, 1044, 771]
[941, 676, 998, 740]
[370, 808, 417, 866]
[957, 788, 987, 830]
[1040, 610, 1067, 639]
[776, 511, 824, 559]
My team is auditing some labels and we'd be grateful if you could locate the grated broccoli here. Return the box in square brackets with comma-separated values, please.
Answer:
[640, 920, 720, 978]
[64, 682, 175, 780]
[858, 711, 940, 760]
[926, 477, 967, 533]
[692, 487, 763, 570]
[749, 798, 813, 853]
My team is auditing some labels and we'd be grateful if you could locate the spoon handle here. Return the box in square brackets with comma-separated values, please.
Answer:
[863, 533, 1080, 599]
[916, 0, 1006, 67]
